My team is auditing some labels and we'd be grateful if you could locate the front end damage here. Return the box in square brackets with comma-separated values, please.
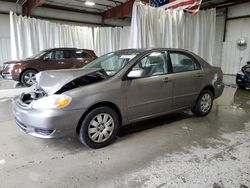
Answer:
[13, 68, 108, 138]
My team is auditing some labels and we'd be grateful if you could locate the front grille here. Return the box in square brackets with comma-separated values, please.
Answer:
[15, 118, 27, 132]
[35, 129, 54, 136]
[15, 118, 54, 136]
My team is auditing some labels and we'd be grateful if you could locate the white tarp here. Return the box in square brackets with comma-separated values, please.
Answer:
[10, 3, 216, 64]
[10, 12, 94, 60]
[130, 2, 216, 64]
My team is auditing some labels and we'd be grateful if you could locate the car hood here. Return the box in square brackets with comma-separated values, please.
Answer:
[36, 68, 103, 95]
[3, 60, 33, 65]
[3, 60, 21, 65]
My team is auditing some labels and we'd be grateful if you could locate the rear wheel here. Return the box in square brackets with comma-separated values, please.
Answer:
[192, 90, 213, 117]
[78, 107, 119, 149]
[21, 70, 37, 87]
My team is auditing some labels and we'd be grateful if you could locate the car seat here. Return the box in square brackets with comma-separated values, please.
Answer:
[148, 57, 164, 76]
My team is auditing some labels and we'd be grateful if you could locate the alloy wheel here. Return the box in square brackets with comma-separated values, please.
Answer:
[24, 72, 36, 85]
[200, 93, 212, 113]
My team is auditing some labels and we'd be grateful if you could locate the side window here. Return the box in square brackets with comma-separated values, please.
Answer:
[45, 50, 64, 60]
[63, 50, 71, 59]
[170, 52, 201, 73]
[132, 52, 168, 78]
[71, 50, 92, 58]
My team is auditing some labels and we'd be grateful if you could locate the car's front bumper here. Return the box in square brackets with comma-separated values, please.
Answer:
[13, 100, 86, 138]
[1, 72, 13, 80]
[236, 74, 250, 88]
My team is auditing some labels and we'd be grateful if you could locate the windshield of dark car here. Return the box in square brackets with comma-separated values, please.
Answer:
[25, 50, 48, 60]
[84, 51, 139, 76]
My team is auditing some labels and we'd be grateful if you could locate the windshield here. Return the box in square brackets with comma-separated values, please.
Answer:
[26, 50, 48, 60]
[84, 51, 140, 76]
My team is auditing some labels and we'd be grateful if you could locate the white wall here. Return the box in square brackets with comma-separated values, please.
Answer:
[221, 18, 250, 74]
[0, 14, 11, 65]
[220, 2, 250, 75]
[227, 3, 250, 18]
[213, 13, 225, 67]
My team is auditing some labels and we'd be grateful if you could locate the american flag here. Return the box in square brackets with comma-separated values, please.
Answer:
[150, 0, 202, 16]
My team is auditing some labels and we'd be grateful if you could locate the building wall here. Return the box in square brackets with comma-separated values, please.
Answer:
[213, 12, 225, 67]
[0, 14, 11, 65]
[227, 3, 250, 18]
[220, 2, 250, 74]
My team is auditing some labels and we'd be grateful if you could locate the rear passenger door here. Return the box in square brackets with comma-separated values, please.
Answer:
[169, 51, 203, 109]
[70, 50, 95, 68]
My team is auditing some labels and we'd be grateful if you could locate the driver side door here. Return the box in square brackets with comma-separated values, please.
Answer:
[125, 51, 173, 122]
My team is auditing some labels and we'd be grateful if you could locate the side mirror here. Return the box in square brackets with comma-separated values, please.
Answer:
[43, 56, 49, 61]
[127, 69, 144, 79]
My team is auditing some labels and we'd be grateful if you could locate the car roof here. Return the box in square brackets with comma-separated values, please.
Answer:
[116, 48, 193, 53]
[45, 47, 94, 51]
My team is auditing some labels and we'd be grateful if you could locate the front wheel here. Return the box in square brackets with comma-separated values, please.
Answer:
[192, 90, 213, 117]
[21, 70, 37, 87]
[238, 85, 246, 90]
[78, 107, 119, 149]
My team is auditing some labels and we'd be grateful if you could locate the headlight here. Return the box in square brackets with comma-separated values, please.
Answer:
[237, 70, 244, 76]
[7, 64, 15, 68]
[32, 95, 72, 110]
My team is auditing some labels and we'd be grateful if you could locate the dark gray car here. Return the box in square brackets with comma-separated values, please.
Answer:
[13, 49, 224, 148]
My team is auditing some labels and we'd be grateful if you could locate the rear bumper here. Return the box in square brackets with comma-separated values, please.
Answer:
[214, 82, 224, 99]
[13, 100, 86, 138]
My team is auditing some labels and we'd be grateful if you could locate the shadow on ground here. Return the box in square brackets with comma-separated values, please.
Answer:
[117, 111, 193, 137]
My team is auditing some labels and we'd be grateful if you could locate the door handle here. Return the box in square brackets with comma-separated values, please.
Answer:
[163, 77, 170, 83]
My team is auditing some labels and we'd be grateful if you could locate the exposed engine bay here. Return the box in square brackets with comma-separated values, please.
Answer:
[19, 69, 108, 105]
[55, 71, 108, 94]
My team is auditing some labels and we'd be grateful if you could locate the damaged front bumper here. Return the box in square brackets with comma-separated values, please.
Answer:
[13, 97, 86, 139]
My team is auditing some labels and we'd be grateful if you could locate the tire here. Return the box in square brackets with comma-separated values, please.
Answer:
[238, 85, 246, 90]
[192, 90, 213, 117]
[78, 107, 119, 149]
[21, 70, 38, 87]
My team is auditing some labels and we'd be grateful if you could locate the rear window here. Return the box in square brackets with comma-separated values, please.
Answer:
[169, 52, 201, 73]
[71, 50, 92, 58]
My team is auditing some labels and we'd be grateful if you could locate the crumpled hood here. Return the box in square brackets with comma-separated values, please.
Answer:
[36, 68, 103, 95]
